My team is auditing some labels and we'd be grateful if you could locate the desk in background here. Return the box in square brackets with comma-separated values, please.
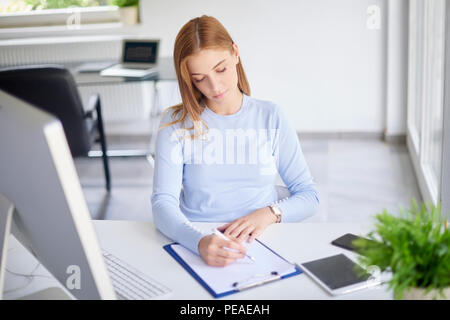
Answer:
[70, 56, 176, 86]
[3, 221, 393, 300]
[70, 56, 178, 159]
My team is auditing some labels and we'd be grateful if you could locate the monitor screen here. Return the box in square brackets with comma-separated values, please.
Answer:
[123, 41, 158, 64]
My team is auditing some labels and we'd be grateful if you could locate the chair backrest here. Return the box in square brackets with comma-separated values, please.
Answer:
[0, 65, 91, 157]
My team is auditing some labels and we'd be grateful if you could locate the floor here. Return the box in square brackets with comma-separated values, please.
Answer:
[73, 135, 422, 225]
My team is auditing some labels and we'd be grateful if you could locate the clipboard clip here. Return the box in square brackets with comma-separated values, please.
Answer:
[233, 271, 281, 291]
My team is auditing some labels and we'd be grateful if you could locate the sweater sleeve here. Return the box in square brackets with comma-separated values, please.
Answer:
[151, 112, 209, 255]
[272, 105, 320, 222]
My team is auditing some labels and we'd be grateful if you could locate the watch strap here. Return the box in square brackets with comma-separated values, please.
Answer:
[269, 205, 282, 223]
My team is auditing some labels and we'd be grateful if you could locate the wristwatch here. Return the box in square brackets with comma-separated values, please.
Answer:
[268, 205, 282, 223]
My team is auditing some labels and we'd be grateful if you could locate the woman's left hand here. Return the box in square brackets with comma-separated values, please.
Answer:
[217, 207, 277, 243]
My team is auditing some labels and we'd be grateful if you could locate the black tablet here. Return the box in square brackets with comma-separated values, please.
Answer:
[300, 254, 380, 295]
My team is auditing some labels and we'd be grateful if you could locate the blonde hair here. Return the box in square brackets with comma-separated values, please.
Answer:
[159, 15, 251, 140]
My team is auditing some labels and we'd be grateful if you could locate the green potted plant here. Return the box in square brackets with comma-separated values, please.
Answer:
[110, 0, 139, 25]
[353, 199, 450, 300]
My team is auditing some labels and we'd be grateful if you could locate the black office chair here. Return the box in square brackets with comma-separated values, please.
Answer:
[0, 65, 111, 192]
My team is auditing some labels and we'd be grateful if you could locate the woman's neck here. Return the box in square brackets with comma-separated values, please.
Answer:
[204, 89, 243, 115]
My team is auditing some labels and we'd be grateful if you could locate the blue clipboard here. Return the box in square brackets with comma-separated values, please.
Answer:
[163, 239, 302, 298]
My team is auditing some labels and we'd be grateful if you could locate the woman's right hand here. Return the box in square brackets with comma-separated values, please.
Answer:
[198, 234, 248, 267]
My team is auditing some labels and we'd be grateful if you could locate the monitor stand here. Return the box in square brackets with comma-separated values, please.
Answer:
[18, 287, 72, 300]
[0, 193, 72, 300]
[0, 193, 14, 300]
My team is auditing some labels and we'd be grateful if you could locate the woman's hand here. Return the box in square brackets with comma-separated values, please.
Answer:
[198, 234, 248, 267]
[217, 207, 277, 243]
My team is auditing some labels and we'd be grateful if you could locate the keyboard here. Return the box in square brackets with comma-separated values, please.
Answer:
[102, 250, 172, 300]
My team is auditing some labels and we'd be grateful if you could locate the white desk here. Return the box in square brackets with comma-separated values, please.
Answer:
[3, 221, 393, 300]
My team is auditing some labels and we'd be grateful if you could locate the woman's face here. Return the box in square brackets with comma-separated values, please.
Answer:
[187, 44, 240, 103]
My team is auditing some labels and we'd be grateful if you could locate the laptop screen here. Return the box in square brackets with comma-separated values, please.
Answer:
[123, 41, 158, 64]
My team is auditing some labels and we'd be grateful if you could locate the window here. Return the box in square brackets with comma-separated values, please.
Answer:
[0, 0, 140, 30]
[407, 0, 424, 154]
[0, 0, 110, 13]
[407, 0, 446, 206]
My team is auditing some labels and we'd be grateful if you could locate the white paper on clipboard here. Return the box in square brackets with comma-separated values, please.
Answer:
[171, 239, 298, 294]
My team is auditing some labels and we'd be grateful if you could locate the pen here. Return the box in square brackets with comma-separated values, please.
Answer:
[212, 228, 256, 262]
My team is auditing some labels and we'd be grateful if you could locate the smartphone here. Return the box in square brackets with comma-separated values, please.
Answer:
[331, 233, 371, 252]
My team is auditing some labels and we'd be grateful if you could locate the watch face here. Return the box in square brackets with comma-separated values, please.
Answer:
[271, 205, 281, 216]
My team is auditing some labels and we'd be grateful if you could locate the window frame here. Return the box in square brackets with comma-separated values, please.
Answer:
[0, 5, 130, 36]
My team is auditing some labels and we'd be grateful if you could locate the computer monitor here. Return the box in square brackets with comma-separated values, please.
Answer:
[0, 89, 116, 300]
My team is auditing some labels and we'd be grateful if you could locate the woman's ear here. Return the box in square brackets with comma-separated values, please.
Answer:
[232, 43, 240, 64]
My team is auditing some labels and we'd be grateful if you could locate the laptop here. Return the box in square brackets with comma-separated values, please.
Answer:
[100, 39, 160, 78]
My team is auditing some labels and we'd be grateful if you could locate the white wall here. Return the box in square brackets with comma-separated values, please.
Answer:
[137, 0, 387, 133]
[385, 0, 408, 137]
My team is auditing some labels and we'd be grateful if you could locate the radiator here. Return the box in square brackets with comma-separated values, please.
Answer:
[0, 36, 122, 66]
[78, 82, 154, 122]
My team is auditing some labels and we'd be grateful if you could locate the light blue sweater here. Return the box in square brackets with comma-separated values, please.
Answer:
[151, 93, 319, 255]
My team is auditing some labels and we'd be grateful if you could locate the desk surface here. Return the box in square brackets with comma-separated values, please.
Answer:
[70, 56, 177, 86]
[4, 220, 393, 300]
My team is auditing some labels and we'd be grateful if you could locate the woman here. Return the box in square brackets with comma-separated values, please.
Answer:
[151, 15, 319, 267]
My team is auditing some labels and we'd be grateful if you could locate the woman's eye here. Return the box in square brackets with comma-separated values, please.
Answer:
[193, 68, 225, 83]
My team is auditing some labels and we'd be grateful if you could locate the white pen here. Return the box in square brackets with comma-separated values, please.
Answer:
[212, 228, 256, 262]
